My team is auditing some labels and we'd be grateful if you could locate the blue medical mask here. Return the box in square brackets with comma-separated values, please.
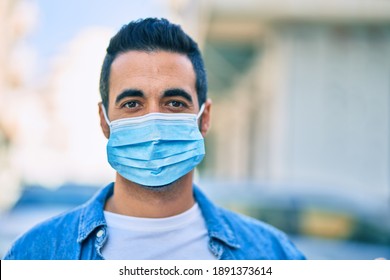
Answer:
[102, 105, 205, 187]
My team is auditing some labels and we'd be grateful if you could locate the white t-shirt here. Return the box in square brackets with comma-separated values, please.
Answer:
[101, 203, 217, 260]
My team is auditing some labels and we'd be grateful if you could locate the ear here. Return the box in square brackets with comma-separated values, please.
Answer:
[98, 102, 110, 139]
[200, 98, 212, 137]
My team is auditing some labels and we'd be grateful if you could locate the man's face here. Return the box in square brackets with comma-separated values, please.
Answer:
[99, 50, 211, 138]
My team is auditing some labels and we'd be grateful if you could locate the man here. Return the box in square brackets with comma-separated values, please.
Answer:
[4, 18, 305, 260]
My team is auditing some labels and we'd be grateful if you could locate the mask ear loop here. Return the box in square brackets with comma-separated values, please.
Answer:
[196, 103, 206, 133]
[196, 103, 205, 120]
[101, 104, 111, 126]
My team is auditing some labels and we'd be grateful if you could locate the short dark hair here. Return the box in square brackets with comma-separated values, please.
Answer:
[99, 18, 207, 111]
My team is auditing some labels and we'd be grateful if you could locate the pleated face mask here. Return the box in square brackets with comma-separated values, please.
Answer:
[102, 105, 205, 187]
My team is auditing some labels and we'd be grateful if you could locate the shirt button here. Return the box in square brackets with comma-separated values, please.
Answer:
[96, 229, 104, 238]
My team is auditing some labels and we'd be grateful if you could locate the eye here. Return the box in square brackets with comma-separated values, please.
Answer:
[168, 100, 186, 108]
[123, 101, 139, 108]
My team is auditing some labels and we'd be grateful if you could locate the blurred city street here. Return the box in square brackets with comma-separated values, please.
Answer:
[1, 0, 390, 259]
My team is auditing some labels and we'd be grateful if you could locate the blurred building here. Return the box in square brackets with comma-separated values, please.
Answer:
[0, 1, 116, 209]
[38, 27, 115, 185]
[178, 0, 390, 206]
[0, 0, 39, 210]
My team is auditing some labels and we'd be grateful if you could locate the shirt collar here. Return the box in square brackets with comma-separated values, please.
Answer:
[77, 183, 114, 243]
[193, 185, 240, 249]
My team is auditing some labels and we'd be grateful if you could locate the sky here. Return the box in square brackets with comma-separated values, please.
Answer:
[28, 0, 170, 66]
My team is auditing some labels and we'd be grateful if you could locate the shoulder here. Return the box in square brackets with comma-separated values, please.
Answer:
[3, 206, 82, 260]
[3, 184, 113, 260]
[194, 186, 305, 259]
[217, 206, 305, 259]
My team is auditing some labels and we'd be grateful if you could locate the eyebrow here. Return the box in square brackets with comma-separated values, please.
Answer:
[114, 88, 193, 105]
[115, 89, 144, 105]
[163, 88, 193, 104]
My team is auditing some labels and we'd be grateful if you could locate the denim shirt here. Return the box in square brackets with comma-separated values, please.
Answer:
[4, 183, 305, 260]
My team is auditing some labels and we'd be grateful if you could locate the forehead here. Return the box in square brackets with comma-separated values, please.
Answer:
[109, 50, 197, 102]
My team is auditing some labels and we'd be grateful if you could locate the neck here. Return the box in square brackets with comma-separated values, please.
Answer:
[104, 172, 195, 218]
